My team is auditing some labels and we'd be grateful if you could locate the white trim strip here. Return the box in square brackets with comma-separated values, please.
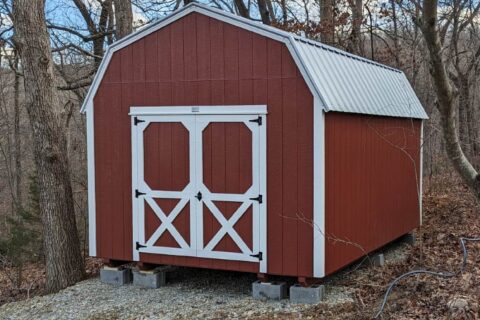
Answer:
[313, 99, 325, 278]
[419, 120, 424, 225]
[131, 115, 139, 261]
[87, 105, 97, 257]
[129, 105, 267, 116]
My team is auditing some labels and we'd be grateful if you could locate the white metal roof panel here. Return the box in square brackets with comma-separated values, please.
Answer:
[80, 3, 428, 119]
[293, 39, 428, 119]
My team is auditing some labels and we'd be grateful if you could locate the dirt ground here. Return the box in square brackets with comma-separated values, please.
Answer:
[1, 175, 480, 319]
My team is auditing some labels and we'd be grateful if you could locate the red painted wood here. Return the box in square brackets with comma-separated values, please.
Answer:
[196, 15, 210, 80]
[94, 12, 315, 277]
[324, 113, 421, 275]
[144, 32, 158, 82]
[266, 78, 283, 275]
[296, 77, 313, 276]
[184, 14, 197, 81]
[132, 40, 145, 82]
[171, 19, 185, 81]
[210, 18, 224, 79]
[282, 77, 298, 275]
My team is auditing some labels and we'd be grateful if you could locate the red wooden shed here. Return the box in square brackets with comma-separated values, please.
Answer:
[81, 3, 428, 280]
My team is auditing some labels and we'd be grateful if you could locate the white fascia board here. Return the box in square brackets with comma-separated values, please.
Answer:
[80, 3, 325, 114]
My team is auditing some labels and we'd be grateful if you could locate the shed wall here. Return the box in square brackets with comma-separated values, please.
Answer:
[93, 12, 315, 277]
[324, 113, 421, 275]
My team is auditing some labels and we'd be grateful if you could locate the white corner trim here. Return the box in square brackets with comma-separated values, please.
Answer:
[258, 114, 267, 273]
[86, 104, 97, 257]
[79, 3, 326, 114]
[129, 105, 267, 116]
[313, 98, 325, 278]
[419, 120, 424, 226]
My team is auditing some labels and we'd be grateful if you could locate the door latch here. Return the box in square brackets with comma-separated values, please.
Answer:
[195, 191, 202, 201]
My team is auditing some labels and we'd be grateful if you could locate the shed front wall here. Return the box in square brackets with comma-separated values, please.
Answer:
[93, 12, 315, 277]
[324, 113, 421, 275]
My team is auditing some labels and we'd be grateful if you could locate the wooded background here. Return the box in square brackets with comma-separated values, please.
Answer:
[0, 0, 479, 293]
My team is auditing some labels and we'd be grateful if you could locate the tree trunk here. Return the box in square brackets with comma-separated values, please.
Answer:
[266, 0, 277, 24]
[12, 0, 84, 293]
[257, 0, 271, 25]
[113, 0, 133, 39]
[458, 75, 471, 156]
[13, 52, 22, 210]
[420, 0, 480, 197]
[320, 0, 335, 45]
[390, 0, 400, 67]
[348, 0, 362, 54]
[234, 0, 250, 18]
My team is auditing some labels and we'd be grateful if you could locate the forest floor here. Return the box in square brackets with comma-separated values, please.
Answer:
[0, 174, 479, 319]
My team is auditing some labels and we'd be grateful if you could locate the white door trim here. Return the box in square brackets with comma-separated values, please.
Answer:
[130, 105, 267, 116]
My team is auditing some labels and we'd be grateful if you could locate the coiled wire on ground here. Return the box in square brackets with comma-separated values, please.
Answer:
[374, 236, 480, 318]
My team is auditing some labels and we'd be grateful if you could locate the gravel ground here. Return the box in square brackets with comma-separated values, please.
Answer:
[0, 241, 410, 320]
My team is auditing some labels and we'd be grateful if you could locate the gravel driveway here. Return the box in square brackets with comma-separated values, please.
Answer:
[0, 267, 354, 320]
[0, 240, 411, 320]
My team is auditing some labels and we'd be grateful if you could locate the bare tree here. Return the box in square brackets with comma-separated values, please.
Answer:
[348, 0, 362, 54]
[257, 0, 271, 24]
[113, 0, 133, 39]
[418, 0, 480, 197]
[12, 0, 84, 293]
[320, 0, 334, 45]
[234, 0, 250, 18]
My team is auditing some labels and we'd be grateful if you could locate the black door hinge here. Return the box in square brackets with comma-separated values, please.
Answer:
[135, 189, 146, 198]
[134, 117, 145, 126]
[136, 242, 147, 250]
[195, 191, 202, 201]
[249, 116, 262, 126]
[250, 252, 263, 261]
[249, 194, 263, 204]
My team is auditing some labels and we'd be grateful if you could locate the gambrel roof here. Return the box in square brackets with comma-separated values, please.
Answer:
[81, 3, 428, 119]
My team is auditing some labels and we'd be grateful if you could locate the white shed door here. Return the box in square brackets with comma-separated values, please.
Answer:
[131, 107, 267, 272]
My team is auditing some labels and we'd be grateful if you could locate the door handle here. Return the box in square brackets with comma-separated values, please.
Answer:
[195, 191, 202, 201]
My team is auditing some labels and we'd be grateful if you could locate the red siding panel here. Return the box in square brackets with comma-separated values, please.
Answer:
[324, 113, 421, 275]
[93, 12, 315, 277]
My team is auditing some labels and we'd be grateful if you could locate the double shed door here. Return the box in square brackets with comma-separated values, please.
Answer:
[131, 106, 267, 272]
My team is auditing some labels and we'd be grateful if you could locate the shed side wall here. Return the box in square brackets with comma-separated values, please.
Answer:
[324, 113, 421, 275]
[93, 12, 315, 277]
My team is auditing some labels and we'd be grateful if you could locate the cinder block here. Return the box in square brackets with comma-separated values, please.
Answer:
[252, 281, 288, 300]
[290, 284, 325, 304]
[403, 233, 416, 245]
[100, 267, 132, 285]
[371, 253, 385, 267]
[133, 269, 166, 288]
